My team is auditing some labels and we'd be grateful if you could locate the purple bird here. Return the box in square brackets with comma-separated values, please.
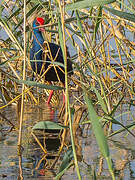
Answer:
[30, 17, 73, 104]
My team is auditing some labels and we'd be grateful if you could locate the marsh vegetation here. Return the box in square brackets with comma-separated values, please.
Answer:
[0, 0, 135, 179]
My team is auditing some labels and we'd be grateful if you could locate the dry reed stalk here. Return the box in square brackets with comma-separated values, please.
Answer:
[18, 0, 27, 149]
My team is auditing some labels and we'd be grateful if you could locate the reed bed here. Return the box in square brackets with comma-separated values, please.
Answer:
[0, 0, 135, 179]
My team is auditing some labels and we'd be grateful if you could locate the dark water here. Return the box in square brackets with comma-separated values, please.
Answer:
[0, 103, 135, 179]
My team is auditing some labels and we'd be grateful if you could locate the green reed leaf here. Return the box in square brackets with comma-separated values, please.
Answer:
[91, 87, 108, 114]
[108, 122, 135, 137]
[15, 3, 40, 30]
[55, 147, 73, 179]
[15, 79, 64, 90]
[65, 0, 115, 11]
[58, 14, 64, 56]
[93, 6, 102, 40]
[104, 7, 135, 23]
[0, 60, 9, 66]
[58, 147, 73, 173]
[55, 162, 73, 180]
[84, 92, 115, 179]
[8, 0, 31, 20]
[85, 94, 109, 157]
[105, 116, 135, 138]
[33, 121, 68, 130]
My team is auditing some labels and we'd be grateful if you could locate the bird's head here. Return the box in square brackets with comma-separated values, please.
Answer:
[33, 17, 45, 32]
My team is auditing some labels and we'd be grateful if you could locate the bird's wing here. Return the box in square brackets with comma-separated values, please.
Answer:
[30, 47, 34, 60]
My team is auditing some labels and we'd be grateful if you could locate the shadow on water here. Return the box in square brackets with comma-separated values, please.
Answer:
[0, 103, 135, 179]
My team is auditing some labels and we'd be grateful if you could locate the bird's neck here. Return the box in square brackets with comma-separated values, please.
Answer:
[33, 31, 44, 48]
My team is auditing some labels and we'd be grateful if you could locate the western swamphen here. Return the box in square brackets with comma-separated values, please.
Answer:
[30, 17, 73, 104]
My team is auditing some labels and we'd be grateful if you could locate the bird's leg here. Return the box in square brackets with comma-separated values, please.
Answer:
[47, 83, 65, 104]
[47, 89, 54, 104]
[47, 103, 55, 120]
[46, 81, 54, 104]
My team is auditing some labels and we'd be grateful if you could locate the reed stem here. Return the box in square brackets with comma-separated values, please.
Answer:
[58, 1, 82, 179]
[18, 0, 26, 149]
